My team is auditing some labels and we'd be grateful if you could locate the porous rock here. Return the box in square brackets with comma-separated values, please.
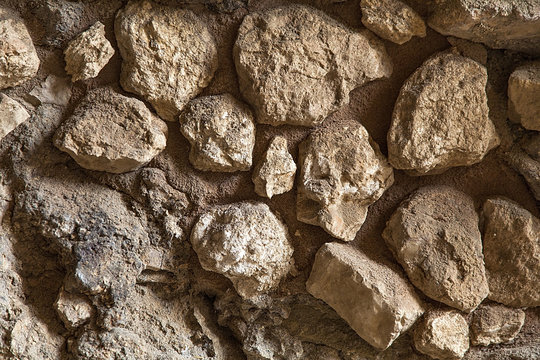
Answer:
[0, 94, 30, 141]
[447, 37, 488, 65]
[297, 123, 394, 241]
[470, 304, 525, 346]
[55, 288, 93, 330]
[508, 62, 540, 131]
[234, 4, 392, 126]
[115, 0, 218, 121]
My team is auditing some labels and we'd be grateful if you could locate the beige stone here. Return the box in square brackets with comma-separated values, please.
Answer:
[447, 37, 488, 65]
[508, 62, 540, 131]
[0, 94, 30, 140]
[470, 304, 525, 346]
[28, 74, 72, 106]
[234, 4, 392, 127]
[55, 288, 93, 330]
[306, 242, 425, 350]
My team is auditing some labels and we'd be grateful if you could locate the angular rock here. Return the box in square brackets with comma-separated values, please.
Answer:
[470, 304, 526, 346]
[360, 0, 426, 45]
[502, 146, 540, 201]
[383, 186, 489, 312]
[388, 52, 499, 175]
[508, 62, 540, 131]
[179, 94, 255, 172]
[297, 123, 394, 241]
[306, 242, 425, 350]
[0, 7, 40, 89]
[54, 88, 168, 173]
[115, 0, 218, 121]
[234, 4, 392, 126]
[482, 197, 540, 307]
[28, 75, 72, 106]
[55, 288, 93, 330]
[0, 94, 30, 140]
[64, 21, 115, 82]
[190, 202, 294, 299]
[447, 37, 488, 65]
[252, 136, 296, 198]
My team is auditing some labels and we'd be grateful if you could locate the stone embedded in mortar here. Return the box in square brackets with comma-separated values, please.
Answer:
[115, 0, 218, 121]
[508, 62, 540, 131]
[179, 94, 255, 172]
[64, 21, 115, 82]
[55, 288, 94, 330]
[53, 88, 168, 174]
[190, 202, 294, 299]
[234, 4, 392, 127]
[0, 94, 30, 140]
[360, 0, 426, 45]
[470, 304, 526, 346]
[387, 52, 499, 175]
[482, 197, 540, 307]
[306, 242, 425, 350]
[252, 136, 296, 198]
[297, 123, 394, 241]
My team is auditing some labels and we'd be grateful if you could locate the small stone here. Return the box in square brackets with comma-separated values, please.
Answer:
[297, 123, 394, 241]
[64, 21, 115, 82]
[414, 310, 469, 360]
[234, 4, 392, 126]
[470, 304, 526, 346]
[0, 7, 40, 89]
[482, 197, 540, 307]
[360, 0, 426, 45]
[0, 94, 30, 140]
[54, 88, 168, 173]
[388, 52, 499, 175]
[383, 186, 489, 312]
[115, 0, 218, 121]
[502, 145, 540, 201]
[252, 136, 296, 198]
[508, 62, 540, 131]
[190, 202, 294, 299]
[28, 75, 72, 106]
[447, 37, 488, 65]
[306, 242, 425, 350]
[179, 94, 255, 172]
[55, 288, 93, 330]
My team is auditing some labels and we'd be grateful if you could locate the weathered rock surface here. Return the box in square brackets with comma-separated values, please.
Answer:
[388, 52, 499, 175]
[0, 94, 30, 140]
[252, 136, 296, 198]
[482, 197, 540, 307]
[470, 304, 525, 346]
[64, 21, 114, 82]
[306, 242, 425, 350]
[447, 37, 488, 65]
[115, 0, 218, 121]
[191, 202, 294, 299]
[360, 0, 426, 45]
[33, 0, 85, 47]
[180, 94, 255, 172]
[54, 88, 168, 173]
[55, 288, 93, 330]
[383, 186, 489, 312]
[234, 4, 392, 126]
[502, 145, 540, 201]
[297, 124, 394, 241]
[508, 62, 540, 131]
[28, 75, 72, 106]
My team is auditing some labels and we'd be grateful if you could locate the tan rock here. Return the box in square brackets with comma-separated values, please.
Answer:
[306, 242, 425, 350]
[55, 288, 93, 330]
[179, 94, 255, 172]
[482, 197, 540, 307]
[115, 0, 218, 121]
[234, 4, 392, 127]
[297, 123, 394, 241]
[388, 52, 499, 175]
[508, 62, 540, 131]
[0, 94, 30, 140]
[252, 136, 296, 198]
[360, 0, 426, 45]
[470, 304, 525, 346]
[64, 21, 115, 82]
[447, 37, 488, 65]
[54, 88, 168, 173]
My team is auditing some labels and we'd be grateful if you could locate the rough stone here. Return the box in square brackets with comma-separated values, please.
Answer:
[234, 4, 392, 126]
[481, 197, 540, 307]
[55, 288, 93, 330]
[383, 186, 489, 312]
[508, 62, 540, 131]
[297, 123, 394, 241]
[54, 88, 168, 174]
[33, 0, 85, 48]
[115, 0, 218, 121]
[388, 52, 499, 175]
[502, 145, 540, 201]
[64, 22, 115, 82]
[306, 242, 425, 350]
[179, 94, 255, 172]
[252, 136, 296, 198]
[28, 75, 72, 106]
[470, 304, 526, 346]
[447, 37, 488, 65]
[0, 94, 30, 141]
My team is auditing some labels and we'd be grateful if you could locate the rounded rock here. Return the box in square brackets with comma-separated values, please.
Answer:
[508, 62, 540, 131]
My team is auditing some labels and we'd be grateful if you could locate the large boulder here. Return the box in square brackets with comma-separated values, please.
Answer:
[508, 62, 540, 131]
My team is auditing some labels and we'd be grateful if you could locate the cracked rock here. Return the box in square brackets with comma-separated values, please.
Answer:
[508, 62, 540, 131]
[470, 304, 525, 346]
[55, 288, 93, 330]
[0, 94, 30, 141]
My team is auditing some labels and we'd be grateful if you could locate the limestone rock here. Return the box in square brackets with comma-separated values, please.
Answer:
[28, 74, 72, 106]
[360, 0, 426, 45]
[115, 0, 218, 121]
[481, 197, 540, 307]
[0, 7, 40, 89]
[414, 310, 469, 360]
[428, 0, 540, 55]
[54, 88, 168, 174]
[179, 94, 255, 172]
[190, 202, 294, 299]
[388, 52, 499, 175]
[55, 288, 94, 330]
[64, 21, 115, 82]
[297, 123, 394, 241]
[508, 62, 540, 131]
[252, 136, 296, 198]
[234, 4, 392, 126]
[470, 304, 525, 346]
[0, 94, 30, 140]
[306, 242, 425, 350]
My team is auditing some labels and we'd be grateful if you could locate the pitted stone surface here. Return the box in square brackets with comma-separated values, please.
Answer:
[508, 62, 540, 131]
[470, 304, 525, 346]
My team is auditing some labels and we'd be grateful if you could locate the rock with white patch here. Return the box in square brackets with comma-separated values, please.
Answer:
[0, 94, 30, 140]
